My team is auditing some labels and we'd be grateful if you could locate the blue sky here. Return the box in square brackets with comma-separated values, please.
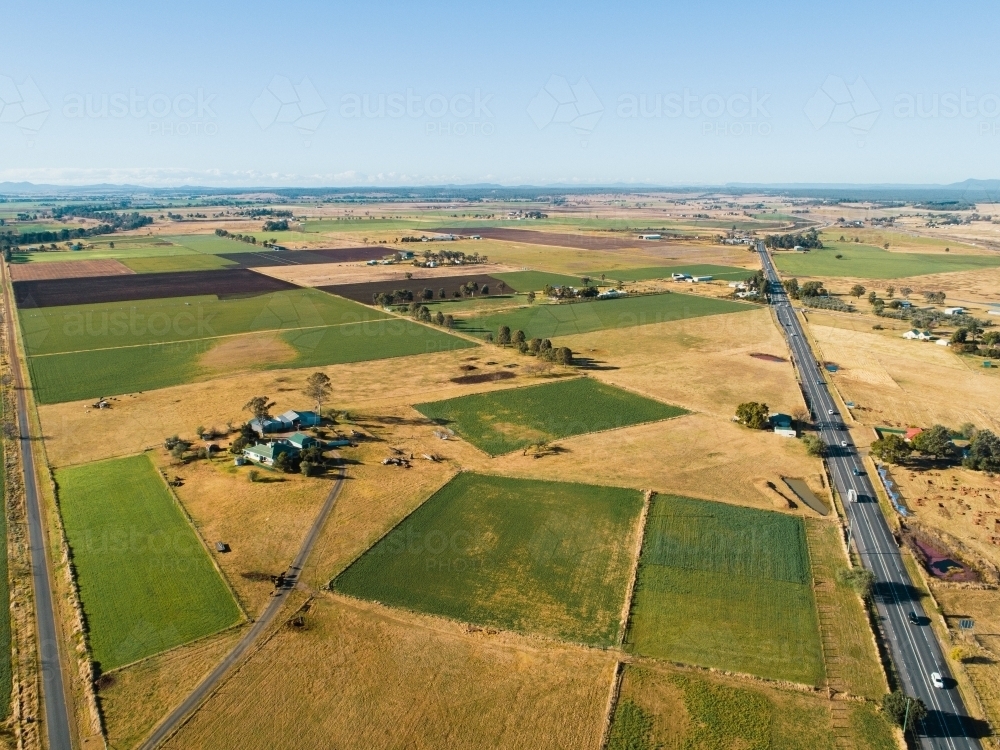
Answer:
[2, 0, 999, 187]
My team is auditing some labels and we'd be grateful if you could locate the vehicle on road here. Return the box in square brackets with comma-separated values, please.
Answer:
[909, 611, 919, 625]
[853, 468, 864, 476]
[841, 440, 848, 447]
[848, 489, 858, 503]
[828, 409, 835, 415]
[932, 672, 945, 689]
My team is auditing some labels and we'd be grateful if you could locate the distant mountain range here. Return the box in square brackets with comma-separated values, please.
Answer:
[3, 180, 1000, 203]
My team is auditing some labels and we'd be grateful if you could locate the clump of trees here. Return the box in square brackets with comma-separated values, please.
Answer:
[764, 229, 823, 249]
[870, 424, 1000, 473]
[735, 402, 769, 430]
[262, 219, 289, 231]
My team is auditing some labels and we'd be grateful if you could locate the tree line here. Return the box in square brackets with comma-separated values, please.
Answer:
[485, 325, 573, 364]
[1, 210, 152, 250]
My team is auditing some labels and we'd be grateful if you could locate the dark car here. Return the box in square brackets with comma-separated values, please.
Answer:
[908, 611, 919, 625]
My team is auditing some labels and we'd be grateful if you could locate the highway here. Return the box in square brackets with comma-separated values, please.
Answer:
[1, 262, 73, 749]
[757, 242, 981, 749]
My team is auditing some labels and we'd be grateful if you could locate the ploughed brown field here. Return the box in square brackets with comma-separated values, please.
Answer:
[218, 246, 394, 267]
[319, 273, 510, 303]
[13, 269, 298, 308]
[432, 226, 659, 250]
[7, 258, 136, 281]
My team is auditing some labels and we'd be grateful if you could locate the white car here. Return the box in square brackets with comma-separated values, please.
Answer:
[840, 440, 848, 448]
[931, 672, 945, 689]
[828, 409, 835, 415]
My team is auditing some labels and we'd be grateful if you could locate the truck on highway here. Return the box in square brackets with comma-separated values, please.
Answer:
[848, 489, 858, 503]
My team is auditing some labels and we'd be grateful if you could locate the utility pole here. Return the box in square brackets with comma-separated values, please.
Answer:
[903, 696, 912, 741]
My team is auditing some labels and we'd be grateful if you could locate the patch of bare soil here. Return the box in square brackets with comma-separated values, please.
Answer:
[199, 333, 298, 372]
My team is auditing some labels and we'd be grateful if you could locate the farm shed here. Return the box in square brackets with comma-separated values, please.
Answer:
[281, 409, 321, 427]
[943, 307, 965, 316]
[285, 432, 318, 449]
[250, 416, 293, 435]
[770, 413, 797, 438]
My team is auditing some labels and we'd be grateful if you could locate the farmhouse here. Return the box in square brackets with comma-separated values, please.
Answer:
[243, 441, 299, 466]
[770, 413, 797, 438]
[902, 329, 934, 341]
[904, 427, 924, 442]
[638, 233, 662, 240]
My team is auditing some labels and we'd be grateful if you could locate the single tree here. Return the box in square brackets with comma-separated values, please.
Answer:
[850, 284, 866, 298]
[439, 287, 447, 299]
[911, 424, 956, 460]
[303, 372, 332, 418]
[513, 329, 526, 346]
[443, 314, 455, 328]
[882, 691, 927, 732]
[885, 285, 895, 298]
[435, 311, 445, 325]
[900, 286, 912, 298]
[497, 325, 511, 346]
[964, 430, 1000, 472]
[735, 402, 770, 430]
[244, 396, 274, 430]
[554, 347, 573, 365]
[870, 434, 911, 464]
[867, 291, 878, 305]
[526, 291, 536, 303]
